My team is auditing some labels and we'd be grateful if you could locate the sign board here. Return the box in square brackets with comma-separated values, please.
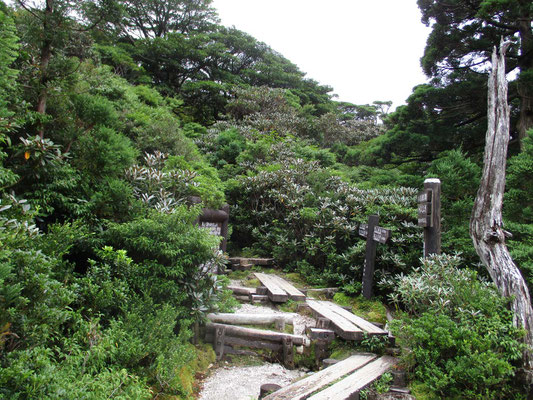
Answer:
[359, 223, 368, 238]
[373, 226, 391, 244]
[417, 189, 433, 228]
[200, 221, 222, 237]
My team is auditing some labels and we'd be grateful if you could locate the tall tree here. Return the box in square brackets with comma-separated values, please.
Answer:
[14, 0, 116, 138]
[418, 0, 533, 149]
[470, 41, 533, 368]
[118, 0, 218, 39]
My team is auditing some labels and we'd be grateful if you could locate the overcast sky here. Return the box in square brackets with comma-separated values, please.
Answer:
[212, 0, 431, 109]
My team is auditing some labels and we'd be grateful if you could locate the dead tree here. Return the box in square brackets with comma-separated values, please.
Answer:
[470, 40, 533, 368]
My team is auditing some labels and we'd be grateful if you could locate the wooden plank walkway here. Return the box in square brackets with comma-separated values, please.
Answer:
[263, 353, 376, 400]
[306, 300, 363, 340]
[307, 300, 386, 340]
[254, 273, 289, 302]
[307, 356, 398, 400]
[254, 273, 306, 302]
[320, 301, 388, 336]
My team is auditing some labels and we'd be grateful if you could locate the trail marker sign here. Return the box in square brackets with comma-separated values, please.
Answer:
[358, 215, 391, 299]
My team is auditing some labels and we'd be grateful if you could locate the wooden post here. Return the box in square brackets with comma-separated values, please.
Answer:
[470, 41, 533, 368]
[362, 215, 378, 299]
[214, 326, 226, 360]
[358, 215, 390, 299]
[420, 178, 441, 257]
[283, 337, 294, 369]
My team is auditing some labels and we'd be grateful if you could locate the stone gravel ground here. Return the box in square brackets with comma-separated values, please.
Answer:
[197, 300, 316, 400]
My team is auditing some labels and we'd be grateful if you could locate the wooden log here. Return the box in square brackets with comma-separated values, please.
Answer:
[207, 313, 296, 326]
[256, 286, 268, 295]
[260, 384, 282, 399]
[263, 354, 376, 400]
[228, 286, 257, 296]
[234, 295, 251, 302]
[307, 300, 363, 340]
[206, 323, 309, 346]
[470, 41, 533, 368]
[255, 273, 289, 302]
[205, 333, 283, 352]
[307, 356, 398, 400]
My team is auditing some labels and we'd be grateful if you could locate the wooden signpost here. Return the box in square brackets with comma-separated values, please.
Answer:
[418, 178, 441, 257]
[358, 215, 391, 299]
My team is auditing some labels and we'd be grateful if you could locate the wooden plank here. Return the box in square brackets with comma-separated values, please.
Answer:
[307, 356, 398, 400]
[307, 300, 363, 340]
[320, 301, 387, 336]
[263, 354, 376, 400]
[307, 328, 335, 341]
[270, 275, 306, 301]
[206, 323, 308, 346]
[255, 273, 289, 302]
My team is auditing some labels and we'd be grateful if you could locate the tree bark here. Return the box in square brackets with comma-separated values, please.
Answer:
[470, 40, 533, 368]
[36, 0, 54, 139]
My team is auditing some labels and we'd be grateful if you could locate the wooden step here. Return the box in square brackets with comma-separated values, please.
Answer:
[307, 300, 363, 340]
[263, 353, 377, 400]
[207, 313, 296, 326]
[254, 273, 289, 302]
[307, 356, 398, 400]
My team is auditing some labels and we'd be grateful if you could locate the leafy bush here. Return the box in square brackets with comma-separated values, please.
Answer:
[388, 254, 524, 399]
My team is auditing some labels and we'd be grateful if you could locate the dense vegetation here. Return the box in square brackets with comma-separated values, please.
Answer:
[0, 0, 532, 398]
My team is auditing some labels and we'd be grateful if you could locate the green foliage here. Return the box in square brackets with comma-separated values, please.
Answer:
[506, 131, 533, 224]
[389, 254, 524, 399]
[74, 126, 137, 179]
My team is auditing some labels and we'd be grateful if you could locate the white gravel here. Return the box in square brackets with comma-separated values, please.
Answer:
[198, 299, 316, 399]
[198, 362, 305, 400]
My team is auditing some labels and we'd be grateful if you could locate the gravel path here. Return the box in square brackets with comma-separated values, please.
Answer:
[198, 298, 316, 400]
[198, 363, 305, 400]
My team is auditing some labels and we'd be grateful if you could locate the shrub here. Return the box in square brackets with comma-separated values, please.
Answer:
[388, 254, 524, 399]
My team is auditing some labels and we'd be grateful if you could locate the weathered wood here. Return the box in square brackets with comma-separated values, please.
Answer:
[260, 384, 282, 399]
[256, 286, 268, 295]
[320, 301, 388, 336]
[227, 286, 257, 296]
[307, 328, 335, 341]
[307, 356, 398, 400]
[270, 275, 306, 301]
[251, 294, 269, 303]
[362, 215, 378, 299]
[316, 317, 331, 329]
[255, 273, 289, 302]
[470, 41, 533, 368]
[206, 323, 309, 346]
[207, 313, 295, 326]
[263, 354, 377, 400]
[307, 300, 363, 340]
[234, 295, 251, 302]
[283, 337, 294, 369]
[205, 333, 283, 352]
[228, 257, 274, 266]
[423, 179, 441, 257]
[214, 326, 226, 360]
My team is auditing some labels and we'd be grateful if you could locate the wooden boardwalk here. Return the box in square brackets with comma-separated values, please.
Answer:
[264, 354, 397, 400]
[255, 273, 306, 302]
[307, 300, 387, 340]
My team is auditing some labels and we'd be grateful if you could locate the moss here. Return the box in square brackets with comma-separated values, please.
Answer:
[283, 272, 306, 287]
[329, 339, 357, 361]
[226, 270, 251, 280]
[243, 277, 261, 287]
[278, 299, 299, 313]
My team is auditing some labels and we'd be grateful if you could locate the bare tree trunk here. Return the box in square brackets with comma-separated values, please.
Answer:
[470, 40, 533, 369]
